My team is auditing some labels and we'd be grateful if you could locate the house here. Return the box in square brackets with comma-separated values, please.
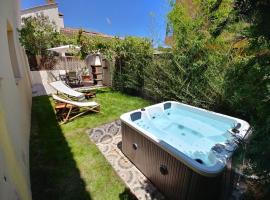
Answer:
[21, 1, 115, 38]
[21, 0, 64, 32]
[0, 0, 32, 199]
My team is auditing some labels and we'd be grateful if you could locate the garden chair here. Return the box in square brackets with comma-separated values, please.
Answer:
[67, 71, 82, 86]
[59, 70, 67, 82]
[50, 81, 96, 100]
[52, 94, 100, 124]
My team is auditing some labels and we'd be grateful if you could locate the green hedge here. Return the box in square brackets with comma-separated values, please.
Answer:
[112, 37, 153, 95]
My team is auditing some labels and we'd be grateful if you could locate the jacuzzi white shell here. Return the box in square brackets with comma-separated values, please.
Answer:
[120, 101, 251, 177]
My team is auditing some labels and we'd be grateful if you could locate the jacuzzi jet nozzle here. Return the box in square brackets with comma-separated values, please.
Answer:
[195, 158, 204, 165]
[232, 123, 241, 134]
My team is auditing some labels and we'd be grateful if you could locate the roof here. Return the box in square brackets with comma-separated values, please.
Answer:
[21, 3, 58, 15]
[60, 27, 114, 39]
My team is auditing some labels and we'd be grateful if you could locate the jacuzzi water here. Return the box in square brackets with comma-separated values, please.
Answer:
[135, 106, 236, 167]
[121, 101, 250, 175]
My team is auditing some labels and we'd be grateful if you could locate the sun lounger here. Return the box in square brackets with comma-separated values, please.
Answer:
[50, 81, 95, 100]
[52, 94, 100, 124]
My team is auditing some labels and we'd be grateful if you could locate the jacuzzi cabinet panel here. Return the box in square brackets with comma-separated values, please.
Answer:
[122, 123, 232, 200]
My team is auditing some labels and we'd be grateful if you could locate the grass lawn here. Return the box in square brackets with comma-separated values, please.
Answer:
[30, 88, 151, 200]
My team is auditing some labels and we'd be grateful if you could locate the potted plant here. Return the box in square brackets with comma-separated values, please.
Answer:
[81, 67, 91, 82]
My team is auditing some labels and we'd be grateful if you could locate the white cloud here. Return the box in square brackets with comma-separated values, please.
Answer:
[106, 17, 112, 25]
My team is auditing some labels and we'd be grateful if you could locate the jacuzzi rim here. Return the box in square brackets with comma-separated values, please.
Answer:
[120, 101, 251, 177]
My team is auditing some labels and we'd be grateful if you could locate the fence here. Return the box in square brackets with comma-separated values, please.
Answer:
[42, 56, 87, 71]
[27, 55, 87, 71]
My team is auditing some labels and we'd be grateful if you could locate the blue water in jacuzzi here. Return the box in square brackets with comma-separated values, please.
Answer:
[134, 104, 237, 166]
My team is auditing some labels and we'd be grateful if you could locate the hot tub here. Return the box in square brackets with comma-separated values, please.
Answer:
[120, 101, 251, 200]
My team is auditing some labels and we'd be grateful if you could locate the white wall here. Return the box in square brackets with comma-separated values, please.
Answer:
[58, 15, 64, 29]
[31, 70, 65, 96]
[30, 68, 112, 96]
[0, 0, 32, 199]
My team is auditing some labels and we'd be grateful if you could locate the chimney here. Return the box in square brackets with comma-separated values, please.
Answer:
[46, 0, 55, 4]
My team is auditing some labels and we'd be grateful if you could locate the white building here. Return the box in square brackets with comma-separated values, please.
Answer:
[21, 0, 64, 32]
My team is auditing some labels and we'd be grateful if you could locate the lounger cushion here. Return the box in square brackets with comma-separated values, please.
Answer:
[52, 94, 98, 107]
[50, 81, 85, 98]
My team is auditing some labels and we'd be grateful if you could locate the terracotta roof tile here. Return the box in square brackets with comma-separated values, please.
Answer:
[60, 27, 114, 39]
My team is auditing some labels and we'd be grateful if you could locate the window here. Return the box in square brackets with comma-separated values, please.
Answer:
[7, 21, 21, 79]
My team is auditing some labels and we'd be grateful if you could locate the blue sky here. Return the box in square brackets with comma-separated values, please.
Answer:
[21, 0, 171, 46]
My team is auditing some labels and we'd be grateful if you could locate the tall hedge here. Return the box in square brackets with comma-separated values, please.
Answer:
[112, 37, 153, 95]
[145, 1, 235, 110]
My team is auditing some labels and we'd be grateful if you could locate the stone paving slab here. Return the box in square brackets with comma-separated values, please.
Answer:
[87, 120, 165, 200]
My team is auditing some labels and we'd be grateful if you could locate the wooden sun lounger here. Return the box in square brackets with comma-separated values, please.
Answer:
[52, 94, 100, 124]
[50, 81, 96, 101]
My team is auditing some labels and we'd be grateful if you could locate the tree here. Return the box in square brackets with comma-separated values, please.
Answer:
[18, 14, 61, 56]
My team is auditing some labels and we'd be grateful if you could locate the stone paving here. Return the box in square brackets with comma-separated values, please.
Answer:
[87, 120, 247, 200]
[87, 120, 165, 200]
